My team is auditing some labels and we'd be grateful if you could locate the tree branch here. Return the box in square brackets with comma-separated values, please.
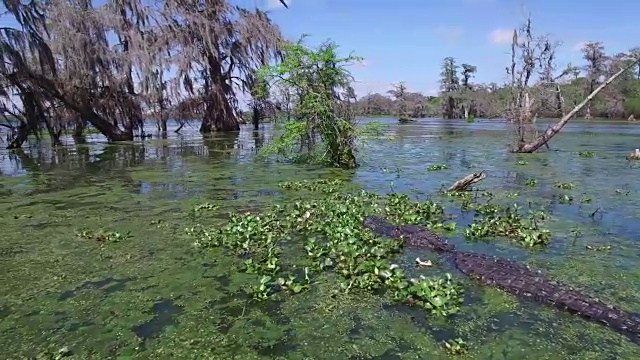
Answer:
[515, 57, 640, 153]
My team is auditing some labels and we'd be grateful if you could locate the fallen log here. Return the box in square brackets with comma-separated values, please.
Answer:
[447, 171, 486, 192]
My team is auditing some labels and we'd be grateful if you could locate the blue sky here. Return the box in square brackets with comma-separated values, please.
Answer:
[2, 0, 638, 100]
[249, 0, 640, 97]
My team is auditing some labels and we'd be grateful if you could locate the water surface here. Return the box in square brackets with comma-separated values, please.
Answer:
[1, 118, 640, 359]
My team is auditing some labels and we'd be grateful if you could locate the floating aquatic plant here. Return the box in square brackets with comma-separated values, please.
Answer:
[464, 203, 551, 247]
[427, 164, 448, 171]
[187, 179, 465, 317]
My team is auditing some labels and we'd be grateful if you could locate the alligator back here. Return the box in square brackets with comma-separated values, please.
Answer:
[363, 216, 640, 338]
[363, 216, 455, 253]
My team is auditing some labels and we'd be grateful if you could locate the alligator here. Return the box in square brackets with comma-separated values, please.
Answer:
[363, 216, 640, 338]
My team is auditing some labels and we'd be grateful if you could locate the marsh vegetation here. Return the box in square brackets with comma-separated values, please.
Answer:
[2, 118, 640, 359]
[3, 1, 640, 358]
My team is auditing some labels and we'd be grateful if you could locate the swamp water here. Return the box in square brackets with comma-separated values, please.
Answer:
[1, 118, 640, 359]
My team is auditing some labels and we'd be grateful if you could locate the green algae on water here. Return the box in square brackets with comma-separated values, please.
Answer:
[1, 121, 640, 358]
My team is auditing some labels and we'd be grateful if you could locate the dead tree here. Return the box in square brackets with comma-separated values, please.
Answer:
[513, 58, 640, 153]
[502, 15, 639, 153]
[503, 16, 569, 146]
[581, 42, 607, 119]
[448, 172, 486, 192]
[387, 82, 408, 120]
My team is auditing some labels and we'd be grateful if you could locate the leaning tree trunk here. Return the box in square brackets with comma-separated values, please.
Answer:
[6, 87, 42, 149]
[7, 123, 31, 149]
[80, 108, 133, 142]
[513, 58, 640, 153]
[18, 71, 133, 142]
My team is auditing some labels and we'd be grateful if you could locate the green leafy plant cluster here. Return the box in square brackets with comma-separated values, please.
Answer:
[464, 203, 551, 247]
[385, 193, 456, 231]
[76, 229, 130, 243]
[554, 181, 574, 190]
[186, 180, 558, 328]
[443, 338, 468, 355]
[445, 191, 551, 247]
[257, 37, 361, 169]
[278, 178, 345, 192]
[186, 180, 465, 317]
[578, 150, 595, 157]
[427, 164, 448, 171]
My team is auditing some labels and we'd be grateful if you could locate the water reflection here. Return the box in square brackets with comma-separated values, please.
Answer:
[2, 118, 640, 358]
[252, 129, 265, 153]
[202, 133, 239, 159]
[1, 118, 640, 236]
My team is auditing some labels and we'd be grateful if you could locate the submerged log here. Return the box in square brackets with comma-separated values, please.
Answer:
[363, 216, 640, 338]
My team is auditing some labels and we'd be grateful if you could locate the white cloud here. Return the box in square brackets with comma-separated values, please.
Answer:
[488, 28, 513, 45]
[265, 0, 290, 10]
[425, 88, 439, 96]
[434, 25, 464, 44]
[350, 80, 391, 98]
[572, 41, 587, 52]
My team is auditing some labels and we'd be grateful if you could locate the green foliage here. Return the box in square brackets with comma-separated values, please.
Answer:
[554, 181, 574, 190]
[258, 37, 362, 169]
[578, 151, 595, 158]
[186, 179, 558, 326]
[385, 193, 455, 230]
[464, 203, 551, 247]
[623, 96, 640, 116]
[76, 229, 131, 243]
[256, 120, 318, 164]
[427, 164, 448, 171]
[187, 179, 465, 317]
[443, 338, 468, 355]
[559, 194, 574, 204]
[278, 178, 344, 192]
[445, 191, 552, 248]
[354, 63, 640, 120]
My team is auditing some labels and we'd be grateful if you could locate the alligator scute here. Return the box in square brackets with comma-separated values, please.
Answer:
[363, 215, 640, 337]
